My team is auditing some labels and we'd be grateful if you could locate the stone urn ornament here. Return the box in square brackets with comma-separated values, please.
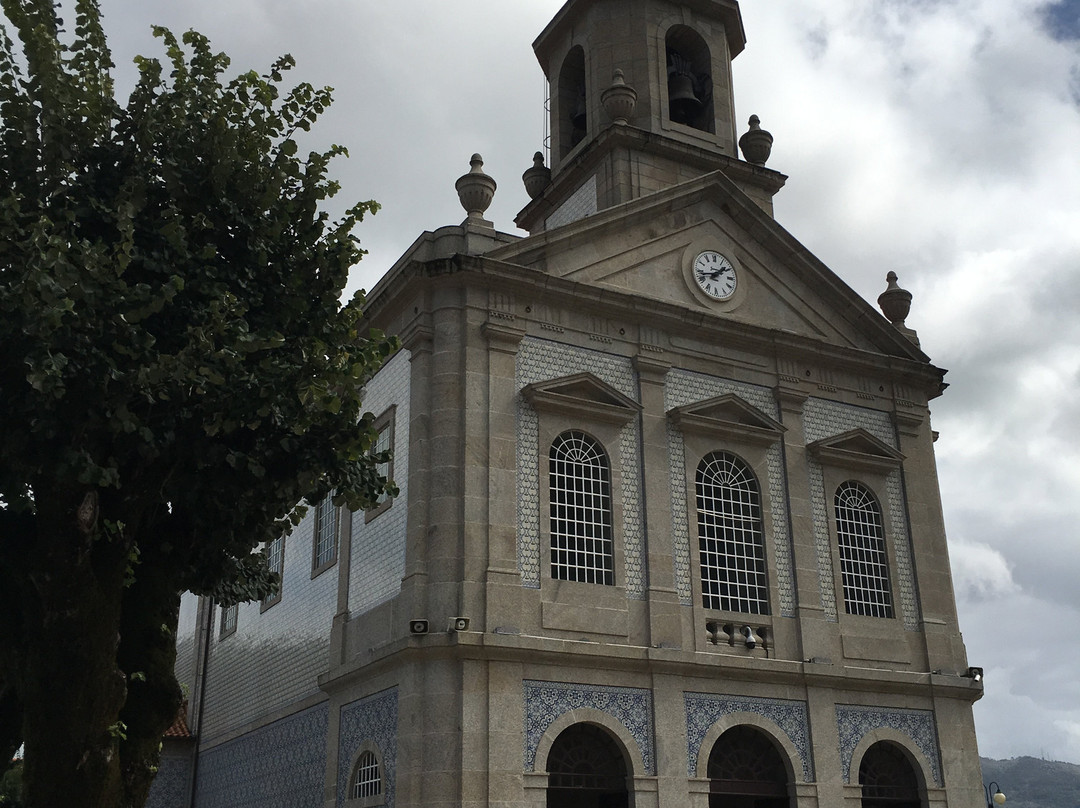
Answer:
[456, 153, 497, 220]
[738, 114, 773, 166]
[522, 152, 552, 200]
[877, 271, 913, 326]
[601, 68, 638, 124]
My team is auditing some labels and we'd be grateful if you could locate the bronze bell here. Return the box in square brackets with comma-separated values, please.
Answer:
[570, 85, 587, 133]
[668, 72, 701, 125]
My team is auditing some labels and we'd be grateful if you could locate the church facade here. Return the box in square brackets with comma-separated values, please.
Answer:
[155, 1, 987, 807]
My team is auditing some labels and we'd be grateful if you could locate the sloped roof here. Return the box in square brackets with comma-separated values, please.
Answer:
[487, 168, 930, 364]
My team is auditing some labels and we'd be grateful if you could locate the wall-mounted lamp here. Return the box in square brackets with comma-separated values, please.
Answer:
[985, 781, 1006, 807]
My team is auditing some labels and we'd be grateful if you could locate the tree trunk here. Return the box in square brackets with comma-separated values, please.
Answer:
[18, 490, 130, 808]
[117, 543, 184, 808]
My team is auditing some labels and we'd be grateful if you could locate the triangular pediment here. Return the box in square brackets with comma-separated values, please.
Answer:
[668, 394, 784, 445]
[489, 170, 926, 363]
[808, 428, 904, 471]
[522, 373, 640, 424]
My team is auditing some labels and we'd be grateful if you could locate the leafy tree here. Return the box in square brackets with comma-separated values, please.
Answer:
[0, 1, 396, 806]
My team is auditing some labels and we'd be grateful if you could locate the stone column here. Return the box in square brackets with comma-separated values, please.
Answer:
[633, 353, 682, 649]
[398, 318, 434, 628]
[480, 315, 526, 632]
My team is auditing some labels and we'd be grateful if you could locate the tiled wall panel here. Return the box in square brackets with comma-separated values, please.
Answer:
[174, 592, 200, 693]
[146, 749, 193, 808]
[803, 398, 919, 628]
[545, 175, 598, 230]
[523, 680, 655, 775]
[350, 350, 411, 615]
[683, 693, 813, 781]
[515, 338, 645, 598]
[194, 703, 328, 808]
[664, 370, 794, 613]
[336, 688, 399, 808]
[199, 502, 336, 739]
[835, 704, 942, 786]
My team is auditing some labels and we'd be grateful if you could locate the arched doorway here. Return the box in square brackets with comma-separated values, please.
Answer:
[706, 726, 791, 808]
[546, 723, 630, 808]
[859, 742, 923, 808]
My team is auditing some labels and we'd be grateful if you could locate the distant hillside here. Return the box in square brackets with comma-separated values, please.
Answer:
[981, 756, 1080, 808]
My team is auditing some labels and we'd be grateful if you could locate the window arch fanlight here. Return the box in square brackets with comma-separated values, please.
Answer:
[351, 748, 382, 802]
[697, 452, 769, 614]
[665, 25, 714, 133]
[859, 741, 923, 808]
[549, 431, 615, 586]
[546, 723, 629, 808]
[558, 46, 587, 157]
[706, 726, 791, 808]
[834, 481, 894, 618]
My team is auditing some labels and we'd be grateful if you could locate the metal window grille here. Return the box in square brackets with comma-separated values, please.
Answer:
[352, 751, 381, 799]
[373, 423, 391, 505]
[696, 452, 769, 614]
[313, 495, 337, 570]
[219, 604, 237, 637]
[835, 481, 894, 618]
[549, 431, 614, 585]
[262, 535, 284, 607]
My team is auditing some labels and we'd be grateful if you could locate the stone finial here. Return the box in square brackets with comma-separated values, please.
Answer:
[455, 153, 497, 220]
[601, 68, 638, 124]
[522, 151, 552, 200]
[738, 114, 773, 166]
[877, 271, 913, 326]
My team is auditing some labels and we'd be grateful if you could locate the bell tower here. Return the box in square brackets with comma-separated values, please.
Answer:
[516, 0, 785, 234]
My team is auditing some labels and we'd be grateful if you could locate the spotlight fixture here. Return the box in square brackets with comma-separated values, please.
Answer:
[965, 666, 984, 682]
[448, 617, 470, 632]
[409, 619, 429, 635]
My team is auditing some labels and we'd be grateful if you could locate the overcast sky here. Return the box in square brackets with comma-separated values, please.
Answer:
[40, 0, 1080, 766]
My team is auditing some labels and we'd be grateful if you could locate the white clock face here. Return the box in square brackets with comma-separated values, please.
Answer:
[693, 250, 737, 300]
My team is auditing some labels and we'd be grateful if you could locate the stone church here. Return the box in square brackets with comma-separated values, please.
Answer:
[154, 1, 987, 806]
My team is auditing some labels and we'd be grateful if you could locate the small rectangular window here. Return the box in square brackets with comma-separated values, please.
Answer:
[219, 603, 238, 638]
[261, 535, 285, 611]
[312, 494, 338, 577]
[365, 406, 396, 523]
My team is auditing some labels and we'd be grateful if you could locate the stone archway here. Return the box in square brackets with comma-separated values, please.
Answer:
[859, 741, 924, 808]
[706, 725, 792, 808]
[546, 723, 631, 808]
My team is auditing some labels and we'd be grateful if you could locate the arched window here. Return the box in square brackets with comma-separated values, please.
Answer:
[859, 742, 922, 808]
[546, 723, 629, 808]
[558, 46, 588, 157]
[351, 749, 382, 801]
[834, 481, 894, 618]
[549, 431, 614, 585]
[665, 25, 714, 133]
[697, 452, 769, 614]
[707, 726, 791, 808]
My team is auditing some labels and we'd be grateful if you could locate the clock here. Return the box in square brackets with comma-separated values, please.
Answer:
[692, 250, 738, 300]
